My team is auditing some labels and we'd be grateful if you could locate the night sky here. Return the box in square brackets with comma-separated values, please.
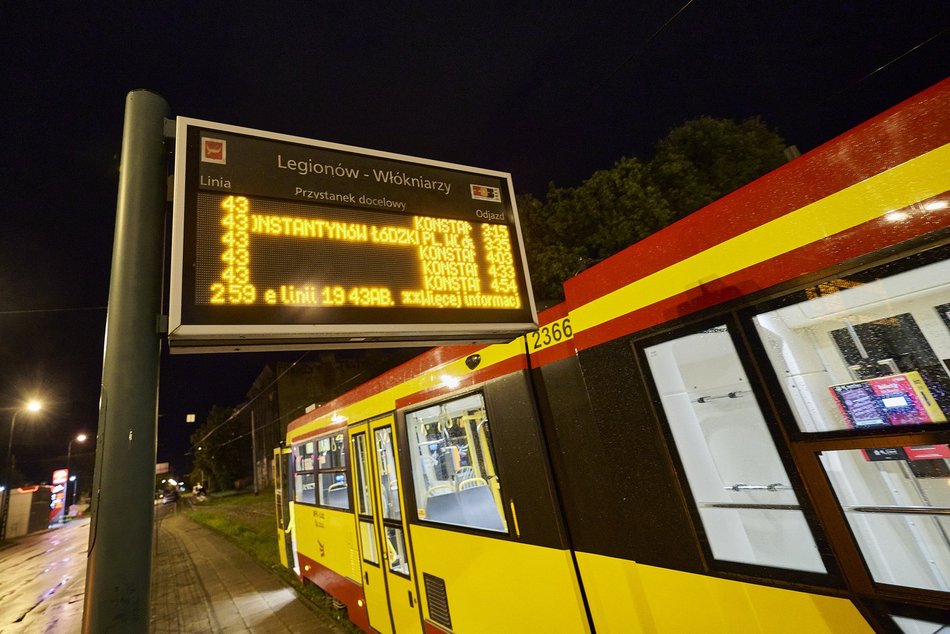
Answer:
[1, 4, 947, 482]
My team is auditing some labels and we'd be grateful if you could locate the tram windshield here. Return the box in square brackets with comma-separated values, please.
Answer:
[405, 392, 508, 533]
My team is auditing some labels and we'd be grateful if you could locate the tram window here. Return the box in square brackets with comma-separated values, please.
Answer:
[316, 432, 349, 510]
[352, 433, 372, 516]
[293, 441, 316, 505]
[385, 526, 410, 575]
[405, 392, 508, 533]
[752, 257, 950, 433]
[891, 615, 950, 634]
[375, 426, 401, 521]
[644, 325, 826, 573]
[819, 445, 950, 593]
[359, 520, 379, 565]
[352, 433, 379, 564]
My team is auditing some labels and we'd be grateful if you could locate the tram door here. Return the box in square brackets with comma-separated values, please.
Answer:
[351, 423, 391, 633]
[273, 446, 294, 570]
[351, 417, 421, 633]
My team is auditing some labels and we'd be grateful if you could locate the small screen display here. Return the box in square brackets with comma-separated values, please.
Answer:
[881, 395, 910, 408]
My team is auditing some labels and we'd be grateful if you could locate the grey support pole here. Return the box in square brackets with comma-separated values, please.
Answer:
[83, 90, 169, 633]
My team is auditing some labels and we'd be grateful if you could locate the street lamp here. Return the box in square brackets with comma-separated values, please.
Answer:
[4, 400, 42, 486]
[64, 433, 86, 520]
[69, 475, 78, 514]
[66, 433, 87, 476]
[1, 400, 42, 541]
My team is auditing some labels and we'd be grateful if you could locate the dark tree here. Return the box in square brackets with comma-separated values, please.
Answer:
[520, 157, 672, 303]
[189, 405, 247, 492]
[650, 116, 787, 220]
[520, 116, 787, 302]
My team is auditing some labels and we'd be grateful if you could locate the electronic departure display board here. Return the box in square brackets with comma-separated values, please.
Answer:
[169, 117, 537, 352]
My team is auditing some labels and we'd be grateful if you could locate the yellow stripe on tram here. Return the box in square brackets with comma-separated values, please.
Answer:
[288, 338, 526, 441]
[572, 143, 950, 335]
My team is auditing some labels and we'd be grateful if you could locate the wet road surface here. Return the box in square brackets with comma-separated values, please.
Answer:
[0, 519, 88, 633]
[0, 504, 343, 633]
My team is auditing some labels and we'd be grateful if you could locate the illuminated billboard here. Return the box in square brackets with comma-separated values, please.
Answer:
[169, 118, 537, 352]
[50, 469, 68, 524]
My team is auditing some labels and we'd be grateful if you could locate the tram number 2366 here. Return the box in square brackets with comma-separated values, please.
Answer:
[529, 317, 573, 351]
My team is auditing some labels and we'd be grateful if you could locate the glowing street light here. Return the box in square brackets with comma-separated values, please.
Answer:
[69, 474, 79, 510]
[63, 432, 87, 521]
[1, 400, 43, 540]
[66, 433, 87, 475]
[4, 400, 43, 485]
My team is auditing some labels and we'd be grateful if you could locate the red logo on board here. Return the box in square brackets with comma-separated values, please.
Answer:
[202, 137, 227, 164]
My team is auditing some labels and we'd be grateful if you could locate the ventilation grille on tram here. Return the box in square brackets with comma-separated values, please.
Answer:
[423, 572, 452, 630]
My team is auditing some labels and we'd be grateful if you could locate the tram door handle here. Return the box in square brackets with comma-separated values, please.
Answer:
[408, 591, 414, 607]
[364, 571, 369, 585]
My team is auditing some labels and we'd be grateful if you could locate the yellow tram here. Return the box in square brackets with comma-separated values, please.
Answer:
[277, 79, 950, 632]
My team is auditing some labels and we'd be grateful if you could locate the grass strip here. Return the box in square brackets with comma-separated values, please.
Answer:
[185, 491, 362, 633]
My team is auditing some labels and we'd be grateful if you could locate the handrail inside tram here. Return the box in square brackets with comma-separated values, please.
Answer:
[843, 506, 950, 516]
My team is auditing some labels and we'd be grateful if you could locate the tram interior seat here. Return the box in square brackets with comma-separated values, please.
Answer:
[457, 477, 488, 490]
[427, 484, 454, 497]
[425, 482, 505, 531]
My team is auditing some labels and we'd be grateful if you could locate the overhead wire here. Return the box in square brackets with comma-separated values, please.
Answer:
[190, 351, 311, 448]
[191, 355, 392, 453]
[599, 6, 945, 140]
[784, 26, 948, 140]
[0, 306, 107, 315]
[604, 0, 695, 83]
[830, 27, 947, 99]
[193, 402, 310, 450]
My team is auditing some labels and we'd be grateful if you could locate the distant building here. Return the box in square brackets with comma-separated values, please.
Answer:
[244, 350, 420, 487]
[2, 486, 53, 538]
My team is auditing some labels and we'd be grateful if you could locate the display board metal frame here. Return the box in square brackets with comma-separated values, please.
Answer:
[169, 117, 537, 352]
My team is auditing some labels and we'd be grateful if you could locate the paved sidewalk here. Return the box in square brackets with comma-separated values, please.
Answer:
[150, 510, 344, 633]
